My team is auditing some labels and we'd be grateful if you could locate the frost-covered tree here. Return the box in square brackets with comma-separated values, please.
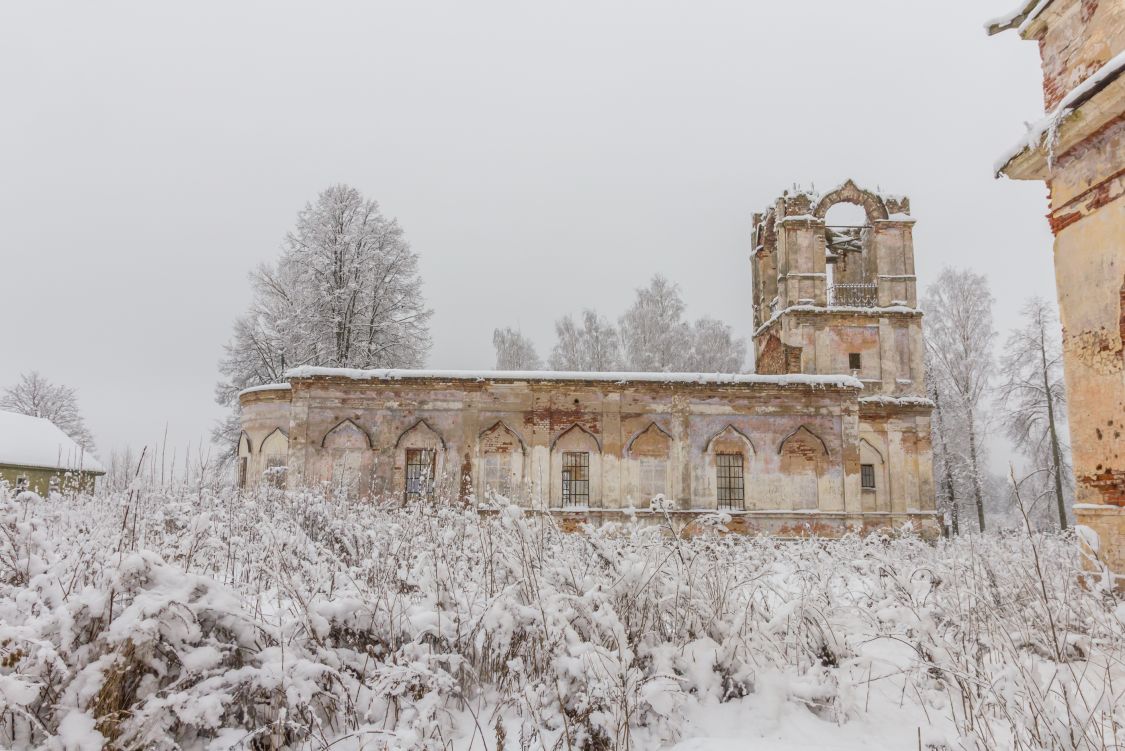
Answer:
[685, 317, 746, 373]
[926, 348, 962, 535]
[1, 371, 95, 450]
[998, 297, 1072, 529]
[215, 185, 432, 464]
[923, 268, 996, 532]
[549, 310, 622, 371]
[492, 328, 542, 370]
[619, 275, 692, 372]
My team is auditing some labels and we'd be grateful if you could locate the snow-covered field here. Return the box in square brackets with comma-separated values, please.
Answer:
[1, 485, 1122, 750]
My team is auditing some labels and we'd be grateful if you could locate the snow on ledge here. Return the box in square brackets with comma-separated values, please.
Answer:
[755, 304, 921, 337]
[984, 0, 1051, 35]
[282, 367, 864, 390]
[859, 395, 934, 408]
[995, 50, 1125, 175]
[237, 383, 292, 398]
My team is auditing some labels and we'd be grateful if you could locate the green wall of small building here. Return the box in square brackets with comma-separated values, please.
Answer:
[0, 464, 101, 495]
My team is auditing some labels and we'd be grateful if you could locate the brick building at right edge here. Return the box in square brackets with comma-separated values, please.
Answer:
[988, 0, 1124, 583]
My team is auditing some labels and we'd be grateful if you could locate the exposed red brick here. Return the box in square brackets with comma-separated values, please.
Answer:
[1079, 468, 1125, 506]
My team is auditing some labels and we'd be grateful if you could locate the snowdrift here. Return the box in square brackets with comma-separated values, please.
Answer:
[0, 485, 1121, 750]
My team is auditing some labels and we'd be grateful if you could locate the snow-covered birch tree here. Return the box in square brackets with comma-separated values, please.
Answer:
[619, 275, 692, 372]
[214, 185, 432, 464]
[926, 348, 962, 535]
[492, 328, 542, 370]
[685, 317, 746, 373]
[923, 268, 996, 532]
[549, 310, 622, 371]
[1, 371, 96, 450]
[998, 296, 1072, 529]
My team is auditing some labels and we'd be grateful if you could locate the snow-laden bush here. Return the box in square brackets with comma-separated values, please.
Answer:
[0, 485, 1121, 750]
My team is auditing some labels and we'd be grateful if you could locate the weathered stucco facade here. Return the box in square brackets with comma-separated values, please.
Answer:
[239, 181, 938, 537]
[990, 0, 1125, 579]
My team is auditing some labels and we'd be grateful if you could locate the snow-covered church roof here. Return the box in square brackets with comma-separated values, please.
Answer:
[277, 367, 863, 389]
[0, 410, 105, 474]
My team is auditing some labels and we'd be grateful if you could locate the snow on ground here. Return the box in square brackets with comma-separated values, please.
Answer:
[670, 694, 928, 750]
[0, 482, 1121, 750]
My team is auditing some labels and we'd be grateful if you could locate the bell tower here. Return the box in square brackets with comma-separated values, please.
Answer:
[750, 180, 925, 397]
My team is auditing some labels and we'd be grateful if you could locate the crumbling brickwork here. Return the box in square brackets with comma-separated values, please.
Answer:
[239, 369, 938, 538]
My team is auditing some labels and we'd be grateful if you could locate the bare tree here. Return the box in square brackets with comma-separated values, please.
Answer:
[492, 328, 542, 370]
[685, 317, 746, 372]
[549, 310, 622, 371]
[1, 371, 96, 450]
[923, 268, 996, 532]
[998, 296, 1071, 529]
[619, 275, 692, 372]
[215, 185, 432, 465]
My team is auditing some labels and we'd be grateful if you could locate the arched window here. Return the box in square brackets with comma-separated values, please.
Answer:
[551, 424, 601, 508]
[395, 420, 445, 503]
[859, 438, 887, 512]
[817, 181, 887, 305]
[705, 425, 755, 510]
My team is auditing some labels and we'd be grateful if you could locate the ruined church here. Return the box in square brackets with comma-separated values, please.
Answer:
[239, 181, 940, 537]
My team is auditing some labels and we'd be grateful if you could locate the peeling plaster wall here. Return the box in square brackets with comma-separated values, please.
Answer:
[997, 0, 1125, 578]
[240, 376, 940, 538]
[757, 311, 925, 398]
[1036, 0, 1125, 111]
[1054, 194, 1125, 568]
[238, 389, 292, 487]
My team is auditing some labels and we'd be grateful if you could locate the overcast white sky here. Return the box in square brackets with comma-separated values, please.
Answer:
[1, 1, 1055, 462]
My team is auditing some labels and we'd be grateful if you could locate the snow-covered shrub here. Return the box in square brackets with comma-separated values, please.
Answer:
[0, 485, 1121, 749]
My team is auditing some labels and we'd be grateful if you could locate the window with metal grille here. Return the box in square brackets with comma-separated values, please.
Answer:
[861, 463, 876, 490]
[848, 352, 862, 370]
[405, 448, 436, 501]
[639, 458, 667, 500]
[716, 453, 745, 509]
[561, 451, 590, 507]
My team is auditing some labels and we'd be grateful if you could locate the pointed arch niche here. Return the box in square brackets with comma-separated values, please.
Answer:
[476, 421, 527, 503]
[626, 422, 674, 505]
[550, 424, 601, 509]
[778, 425, 829, 511]
[317, 419, 372, 496]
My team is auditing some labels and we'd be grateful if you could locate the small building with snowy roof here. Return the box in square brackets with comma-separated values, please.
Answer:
[0, 410, 105, 495]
